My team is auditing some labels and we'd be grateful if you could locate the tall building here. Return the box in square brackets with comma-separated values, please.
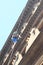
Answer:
[0, 0, 43, 65]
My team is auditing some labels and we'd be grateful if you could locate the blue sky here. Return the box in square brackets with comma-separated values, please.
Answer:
[0, 0, 28, 50]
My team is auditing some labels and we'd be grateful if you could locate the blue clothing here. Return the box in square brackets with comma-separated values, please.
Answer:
[11, 37, 18, 43]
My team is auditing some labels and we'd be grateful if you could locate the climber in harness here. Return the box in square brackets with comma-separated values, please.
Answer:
[11, 31, 21, 43]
